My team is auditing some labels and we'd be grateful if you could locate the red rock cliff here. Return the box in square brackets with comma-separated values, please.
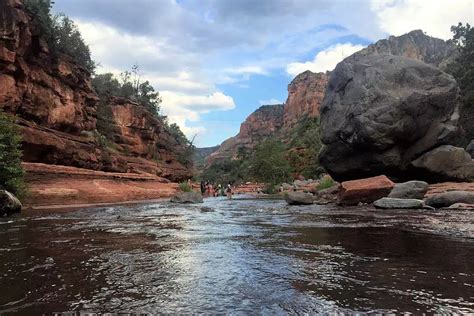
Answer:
[283, 71, 328, 128]
[0, 0, 191, 182]
[208, 104, 284, 163]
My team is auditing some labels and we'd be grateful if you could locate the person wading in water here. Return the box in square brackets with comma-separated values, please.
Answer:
[226, 183, 233, 200]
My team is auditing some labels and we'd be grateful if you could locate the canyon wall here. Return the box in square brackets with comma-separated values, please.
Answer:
[283, 71, 328, 129]
[0, 0, 191, 183]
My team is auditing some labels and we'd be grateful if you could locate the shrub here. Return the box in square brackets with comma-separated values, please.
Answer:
[316, 175, 335, 191]
[179, 181, 192, 192]
[262, 184, 278, 194]
[0, 110, 26, 198]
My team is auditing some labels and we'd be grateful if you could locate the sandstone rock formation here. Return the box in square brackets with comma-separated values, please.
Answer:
[207, 104, 284, 163]
[0, 0, 191, 182]
[283, 71, 328, 128]
[205, 70, 328, 166]
[320, 54, 461, 182]
[338, 175, 394, 205]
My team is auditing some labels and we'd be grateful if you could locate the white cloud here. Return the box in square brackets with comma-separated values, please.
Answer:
[286, 43, 365, 77]
[371, 0, 474, 40]
[259, 98, 283, 105]
[159, 91, 235, 139]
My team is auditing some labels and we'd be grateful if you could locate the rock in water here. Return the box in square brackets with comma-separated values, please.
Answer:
[410, 146, 474, 182]
[319, 54, 460, 183]
[388, 181, 429, 199]
[200, 206, 213, 212]
[338, 175, 394, 205]
[0, 190, 22, 216]
[170, 192, 203, 204]
[284, 192, 314, 205]
[465, 140, 474, 158]
[425, 191, 474, 208]
[374, 198, 425, 209]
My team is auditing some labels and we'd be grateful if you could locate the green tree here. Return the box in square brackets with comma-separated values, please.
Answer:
[24, 0, 95, 72]
[448, 22, 474, 144]
[248, 138, 291, 184]
[0, 110, 25, 198]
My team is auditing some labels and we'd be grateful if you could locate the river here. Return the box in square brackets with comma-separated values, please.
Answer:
[0, 197, 473, 314]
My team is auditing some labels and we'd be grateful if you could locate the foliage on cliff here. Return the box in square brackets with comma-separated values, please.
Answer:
[200, 117, 324, 184]
[448, 22, 474, 144]
[93, 65, 162, 117]
[24, 0, 95, 72]
[0, 111, 25, 198]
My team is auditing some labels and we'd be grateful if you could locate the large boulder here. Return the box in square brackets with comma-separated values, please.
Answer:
[170, 191, 203, 204]
[284, 192, 314, 205]
[410, 145, 474, 182]
[0, 190, 22, 216]
[388, 181, 429, 199]
[319, 53, 460, 183]
[466, 140, 474, 158]
[425, 191, 474, 208]
[374, 197, 425, 209]
[338, 175, 394, 205]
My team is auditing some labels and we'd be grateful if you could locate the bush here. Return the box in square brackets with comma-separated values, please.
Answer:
[248, 138, 292, 185]
[316, 175, 335, 191]
[0, 111, 26, 198]
[179, 181, 192, 192]
[24, 0, 95, 72]
[262, 184, 278, 194]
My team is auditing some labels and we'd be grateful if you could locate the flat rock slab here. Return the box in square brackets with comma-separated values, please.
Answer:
[425, 191, 474, 208]
[338, 175, 394, 205]
[374, 197, 425, 209]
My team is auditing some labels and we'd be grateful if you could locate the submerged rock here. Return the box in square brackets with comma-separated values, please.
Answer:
[200, 206, 214, 212]
[170, 191, 203, 204]
[410, 146, 474, 182]
[284, 192, 314, 205]
[319, 53, 460, 183]
[374, 198, 425, 209]
[0, 190, 22, 216]
[425, 191, 474, 208]
[388, 181, 429, 199]
[338, 175, 394, 205]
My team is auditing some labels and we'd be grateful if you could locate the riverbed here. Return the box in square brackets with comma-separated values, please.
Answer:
[1, 197, 473, 314]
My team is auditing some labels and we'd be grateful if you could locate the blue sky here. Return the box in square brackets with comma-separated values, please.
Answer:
[53, 0, 472, 147]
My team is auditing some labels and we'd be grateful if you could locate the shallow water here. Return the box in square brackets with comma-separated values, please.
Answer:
[0, 197, 473, 314]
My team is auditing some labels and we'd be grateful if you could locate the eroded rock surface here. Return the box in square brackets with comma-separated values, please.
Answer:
[0, 1, 191, 182]
[320, 54, 460, 183]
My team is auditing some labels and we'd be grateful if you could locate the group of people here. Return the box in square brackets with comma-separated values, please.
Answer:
[200, 181, 233, 199]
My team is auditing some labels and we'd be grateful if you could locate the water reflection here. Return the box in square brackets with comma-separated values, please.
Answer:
[0, 198, 472, 314]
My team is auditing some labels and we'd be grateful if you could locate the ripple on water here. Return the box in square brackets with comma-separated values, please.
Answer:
[0, 198, 472, 314]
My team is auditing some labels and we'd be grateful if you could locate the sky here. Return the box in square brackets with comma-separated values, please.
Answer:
[53, 0, 473, 147]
